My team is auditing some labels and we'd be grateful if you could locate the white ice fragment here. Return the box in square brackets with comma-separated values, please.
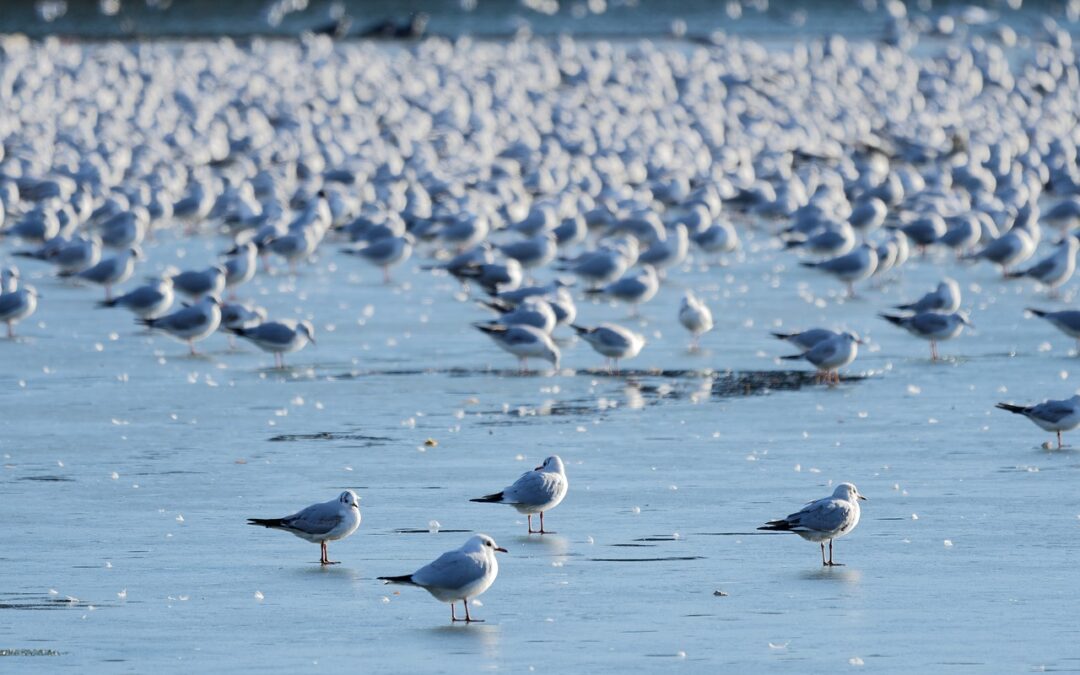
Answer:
[428, 520, 441, 533]
[254, 591, 264, 601]
[944, 540, 953, 547]
[849, 657, 864, 666]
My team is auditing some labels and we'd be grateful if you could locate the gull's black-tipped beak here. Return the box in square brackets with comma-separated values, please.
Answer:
[534, 465, 543, 471]
[494, 547, 508, 553]
[858, 494, 868, 501]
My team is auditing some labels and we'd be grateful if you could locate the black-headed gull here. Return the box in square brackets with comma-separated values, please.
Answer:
[379, 534, 506, 623]
[799, 244, 877, 297]
[678, 291, 714, 349]
[97, 277, 174, 319]
[247, 490, 361, 565]
[758, 482, 867, 566]
[572, 323, 645, 373]
[474, 323, 560, 373]
[0, 271, 38, 338]
[780, 331, 861, 385]
[879, 311, 972, 360]
[471, 455, 568, 534]
[141, 296, 222, 355]
[894, 278, 961, 314]
[996, 395, 1080, 449]
[231, 319, 315, 369]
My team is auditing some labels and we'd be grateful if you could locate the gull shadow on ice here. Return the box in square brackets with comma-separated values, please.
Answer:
[798, 567, 862, 584]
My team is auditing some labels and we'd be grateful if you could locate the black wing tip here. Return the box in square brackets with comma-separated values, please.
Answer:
[470, 492, 504, 503]
[757, 520, 793, 531]
[994, 403, 1027, 414]
[797, 261, 817, 269]
[377, 574, 415, 584]
[878, 313, 904, 325]
[1026, 307, 1048, 317]
[246, 518, 282, 527]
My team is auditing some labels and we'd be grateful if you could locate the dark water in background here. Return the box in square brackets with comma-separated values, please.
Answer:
[0, 0, 1074, 40]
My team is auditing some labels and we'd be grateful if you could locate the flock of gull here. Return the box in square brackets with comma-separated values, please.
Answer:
[2, 6, 1080, 622]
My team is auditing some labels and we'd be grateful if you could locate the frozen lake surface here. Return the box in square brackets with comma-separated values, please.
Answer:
[4, 222, 1080, 672]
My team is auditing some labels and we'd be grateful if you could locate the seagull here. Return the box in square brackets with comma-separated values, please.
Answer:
[770, 328, 840, 352]
[498, 232, 558, 271]
[937, 214, 982, 255]
[470, 455, 568, 534]
[231, 319, 316, 368]
[378, 534, 506, 623]
[678, 291, 714, 349]
[267, 228, 320, 275]
[140, 296, 222, 355]
[784, 222, 855, 257]
[584, 265, 659, 316]
[453, 259, 523, 294]
[996, 395, 1080, 449]
[780, 331, 861, 385]
[557, 241, 633, 288]
[637, 223, 688, 273]
[0, 276, 38, 338]
[692, 220, 739, 257]
[474, 323, 560, 373]
[1027, 308, 1080, 350]
[223, 241, 258, 294]
[479, 297, 557, 334]
[758, 482, 866, 566]
[247, 490, 361, 565]
[964, 228, 1035, 275]
[67, 247, 141, 301]
[1005, 236, 1079, 295]
[15, 234, 101, 274]
[97, 277, 174, 319]
[847, 198, 887, 236]
[894, 278, 961, 314]
[879, 311, 972, 360]
[342, 233, 414, 283]
[572, 323, 645, 373]
[170, 265, 227, 300]
[799, 244, 877, 297]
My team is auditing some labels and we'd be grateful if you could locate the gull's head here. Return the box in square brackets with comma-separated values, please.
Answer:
[338, 490, 360, 509]
[299, 320, 316, 344]
[833, 482, 866, 501]
[841, 331, 864, 345]
[466, 534, 507, 554]
[535, 455, 565, 474]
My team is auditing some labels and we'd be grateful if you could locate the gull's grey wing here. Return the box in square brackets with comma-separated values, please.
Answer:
[786, 497, 855, 534]
[1046, 311, 1080, 330]
[592, 327, 631, 349]
[805, 339, 839, 364]
[504, 470, 561, 506]
[281, 501, 345, 536]
[1022, 256, 1058, 279]
[0, 293, 23, 315]
[118, 286, 164, 308]
[1027, 399, 1078, 423]
[910, 312, 950, 333]
[78, 259, 115, 282]
[245, 321, 295, 344]
[819, 252, 862, 274]
[157, 306, 207, 332]
[411, 551, 485, 589]
[500, 326, 541, 346]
